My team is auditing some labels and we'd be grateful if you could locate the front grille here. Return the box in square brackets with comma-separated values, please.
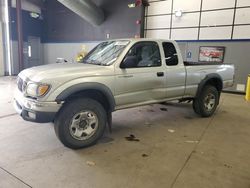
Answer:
[17, 77, 27, 92]
[22, 81, 27, 92]
[17, 77, 23, 92]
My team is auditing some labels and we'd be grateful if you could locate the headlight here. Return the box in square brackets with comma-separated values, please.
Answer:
[26, 83, 50, 97]
[26, 83, 37, 96]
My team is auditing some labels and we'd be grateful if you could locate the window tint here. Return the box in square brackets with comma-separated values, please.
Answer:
[162, 42, 178, 66]
[122, 42, 161, 68]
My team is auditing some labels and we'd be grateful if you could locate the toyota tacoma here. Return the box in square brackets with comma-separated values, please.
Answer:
[14, 39, 235, 149]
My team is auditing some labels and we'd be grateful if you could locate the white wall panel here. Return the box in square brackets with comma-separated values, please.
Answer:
[173, 0, 201, 12]
[202, 0, 235, 10]
[237, 0, 250, 7]
[233, 25, 250, 39]
[199, 26, 232, 39]
[43, 43, 98, 64]
[146, 30, 170, 39]
[147, 1, 172, 15]
[171, 28, 199, 40]
[235, 8, 250, 24]
[201, 9, 234, 26]
[144, 0, 250, 40]
[172, 12, 200, 28]
[146, 15, 171, 29]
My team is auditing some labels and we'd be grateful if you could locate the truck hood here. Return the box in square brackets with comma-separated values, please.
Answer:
[19, 63, 113, 82]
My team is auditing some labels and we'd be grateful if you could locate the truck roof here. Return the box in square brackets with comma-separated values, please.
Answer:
[107, 38, 175, 43]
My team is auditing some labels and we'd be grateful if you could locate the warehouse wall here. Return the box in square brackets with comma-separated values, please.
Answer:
[42, 0, 142, 64]
[42, 0, 142, 42]
[9, 4, 43, 75]
[8, 0, 250, 93]
[8, 0, 142, 71]
[10, 8, 43, 42]
[145, 0, 250, 40]
[179, 41, 250, 92]
[145, 0, 250, 92]
[43, 42, 98, 64]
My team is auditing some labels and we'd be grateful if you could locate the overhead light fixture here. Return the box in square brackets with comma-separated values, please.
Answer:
[30, 12, 40, 19]
[175, 10, 183, 17]
[128, 3, 136, 8]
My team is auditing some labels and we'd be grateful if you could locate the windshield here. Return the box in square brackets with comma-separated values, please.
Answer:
[81, 40, 130, 66]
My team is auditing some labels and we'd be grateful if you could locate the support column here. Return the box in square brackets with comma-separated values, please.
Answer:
[0, 23, 4, 76]
[16, 0, 23, 72]
[140, 1, 149, 38]
[0, 0, 12, 76]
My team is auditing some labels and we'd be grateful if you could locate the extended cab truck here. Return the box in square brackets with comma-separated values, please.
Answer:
[14, 39, 235, 149]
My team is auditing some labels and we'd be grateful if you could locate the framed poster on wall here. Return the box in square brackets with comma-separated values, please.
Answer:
[199, 46, 225, 63]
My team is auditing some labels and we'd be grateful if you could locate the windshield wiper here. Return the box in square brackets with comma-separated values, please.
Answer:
[83, 60, 107, 66]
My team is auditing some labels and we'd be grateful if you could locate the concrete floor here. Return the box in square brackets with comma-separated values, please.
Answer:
[0, 76, 250, 188]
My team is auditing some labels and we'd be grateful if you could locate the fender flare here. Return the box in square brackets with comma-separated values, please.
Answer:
[56, 82, 116, 111]
[196, 73, 223, 98]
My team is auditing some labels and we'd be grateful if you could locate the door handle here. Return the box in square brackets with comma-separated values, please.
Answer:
[157, 72, 164, 77]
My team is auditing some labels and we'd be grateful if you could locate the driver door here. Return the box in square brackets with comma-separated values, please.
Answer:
[114, 41, 166, 108]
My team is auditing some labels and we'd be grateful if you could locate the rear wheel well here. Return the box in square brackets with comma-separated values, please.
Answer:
[205, 78, 223, 92]
[64, 89, 111, 112]
[195, 77, 222, 105]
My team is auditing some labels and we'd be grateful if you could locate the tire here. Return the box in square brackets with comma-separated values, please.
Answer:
[192, 99, 201, 115]
[192, 85, 219, 117]
[54, 98, 107, 149]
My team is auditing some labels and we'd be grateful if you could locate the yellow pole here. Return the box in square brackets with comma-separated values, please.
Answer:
[246, 74, 250, 101]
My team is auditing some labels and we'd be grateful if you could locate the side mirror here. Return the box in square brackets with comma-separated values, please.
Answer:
[56, 58, 68, 63]
[120, 56, 137, 69]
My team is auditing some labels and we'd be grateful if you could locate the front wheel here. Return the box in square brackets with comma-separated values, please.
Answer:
[54, 98, 107, 149]
[193, 85, 219, 117]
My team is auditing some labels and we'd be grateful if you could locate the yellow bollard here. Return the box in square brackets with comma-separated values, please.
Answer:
[246, 74, 250, 101]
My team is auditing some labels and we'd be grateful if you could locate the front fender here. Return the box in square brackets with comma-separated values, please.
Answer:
[55, 82, 116, 111]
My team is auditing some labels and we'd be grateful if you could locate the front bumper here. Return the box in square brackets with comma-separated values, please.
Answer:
[14, 89, 62, 123]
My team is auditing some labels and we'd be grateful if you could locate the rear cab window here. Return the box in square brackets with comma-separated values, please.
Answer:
[162, 42, 178, 66]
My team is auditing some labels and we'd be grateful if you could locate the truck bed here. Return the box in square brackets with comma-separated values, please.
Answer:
[184, 61, 226, 66]
[183, 62, 235, 97]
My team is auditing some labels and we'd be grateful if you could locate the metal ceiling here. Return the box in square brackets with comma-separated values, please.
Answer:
[57, 0, 105, 26]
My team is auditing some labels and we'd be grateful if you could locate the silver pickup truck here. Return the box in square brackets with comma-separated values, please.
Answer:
[14, 39, 235, 149]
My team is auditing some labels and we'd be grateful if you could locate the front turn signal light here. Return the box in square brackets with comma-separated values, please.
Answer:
[37, 84, 50, 96]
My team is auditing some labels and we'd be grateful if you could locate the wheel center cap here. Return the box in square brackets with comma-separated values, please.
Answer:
[79, 120, 88, 129]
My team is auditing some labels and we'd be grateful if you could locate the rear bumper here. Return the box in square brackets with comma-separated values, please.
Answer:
[223, 79, 234, 88]
[14, 89, 62, 123]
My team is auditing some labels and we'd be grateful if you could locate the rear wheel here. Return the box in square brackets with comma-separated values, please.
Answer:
[193, 85, 219, 117]
[54, 98, 107, 149]
[192, 99, 200, 115]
